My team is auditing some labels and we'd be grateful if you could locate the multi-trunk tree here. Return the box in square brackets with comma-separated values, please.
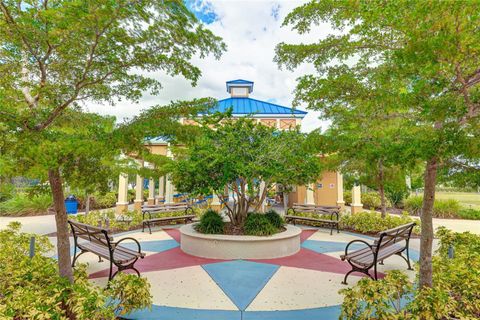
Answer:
[276, 0, 480, 288]
[170, 116, 323, 230]
[0, 0, 225, 282]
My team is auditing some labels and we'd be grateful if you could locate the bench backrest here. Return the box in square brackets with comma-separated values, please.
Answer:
[68, 220, 113, 248]
[291, 203, 340, 215]
[142, 203, 190, 214]
[375, 222, 416, 251]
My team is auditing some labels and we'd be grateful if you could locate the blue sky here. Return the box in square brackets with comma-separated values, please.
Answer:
[90, 1, 330, 132]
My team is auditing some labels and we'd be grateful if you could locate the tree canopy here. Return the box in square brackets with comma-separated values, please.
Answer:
[276, 0, 480, 288]
[0, 0, 225, 282]
[170, 116, 323, 229]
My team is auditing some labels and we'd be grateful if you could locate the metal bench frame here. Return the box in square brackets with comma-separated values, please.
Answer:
[285, 204, 340, 235]
[68, 220, 145, 281]
[340, 222, 416, 284]
[142, 203, 195, 234]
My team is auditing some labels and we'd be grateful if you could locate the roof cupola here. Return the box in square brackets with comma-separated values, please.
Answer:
[226, 79, 254, 98]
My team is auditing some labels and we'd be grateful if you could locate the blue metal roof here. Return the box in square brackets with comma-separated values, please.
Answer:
[208, 97, 307, 116]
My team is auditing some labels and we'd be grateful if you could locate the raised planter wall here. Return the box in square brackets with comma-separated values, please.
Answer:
[180, 224, 301, 259]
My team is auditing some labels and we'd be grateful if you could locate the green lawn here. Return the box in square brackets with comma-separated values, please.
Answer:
[434, 192, 480, 209]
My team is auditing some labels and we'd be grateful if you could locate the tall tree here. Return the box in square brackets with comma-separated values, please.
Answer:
[0, 0, 225, 281]
[276, 0, 480, 288]
[170, 116, 323, 230]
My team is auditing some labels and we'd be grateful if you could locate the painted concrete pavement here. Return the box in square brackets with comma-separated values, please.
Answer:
[81, 226, 419, 320]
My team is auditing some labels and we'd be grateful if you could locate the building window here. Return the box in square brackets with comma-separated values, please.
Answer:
[329, 183, 335, 189]
[317, 183, 323, 189]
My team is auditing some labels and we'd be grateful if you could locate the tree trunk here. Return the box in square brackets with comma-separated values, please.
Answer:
[85, 192, 91, 216]
[48, 168, 73, 282]
[378, 159, 387, 218]
[283, 191, 289, 214]
[419, 157, 437, 288]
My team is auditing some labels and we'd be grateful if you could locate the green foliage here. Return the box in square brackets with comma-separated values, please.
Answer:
[343, 191, 392, 209]
[458, 208, 480, 220]
[92, 192, 118, 210]
[0, 223, 152, 319]
[265, 209, 284, 229]
[171, 116, 323, 228]
[0, 193, 52, 216]
[196, 209, 225, 234]
[404, 196, 463, 218]
[340, 270, 413, 319]
[244, 213, 278, 236]
[340, 228, 480, 319]
[340, 211, 419, 235]
[0, 181, 14, 202]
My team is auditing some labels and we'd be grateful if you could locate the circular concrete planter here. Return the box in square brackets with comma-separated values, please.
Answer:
[180, 223, 301, 259]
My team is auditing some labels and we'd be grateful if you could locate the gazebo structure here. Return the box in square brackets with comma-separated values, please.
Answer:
[115, 80, 362, 213]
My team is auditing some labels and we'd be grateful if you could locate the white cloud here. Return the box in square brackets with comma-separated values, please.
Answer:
[87, 0, 332, 132]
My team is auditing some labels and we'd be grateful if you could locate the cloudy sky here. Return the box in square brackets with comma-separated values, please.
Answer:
[89, 0, 331, 132]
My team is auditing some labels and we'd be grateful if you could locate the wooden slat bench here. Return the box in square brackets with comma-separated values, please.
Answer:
[142, 203, 195, 234]
[285, 204, 340, 235]
[340, 222, 416, 284]
[68, 220, 145, 281]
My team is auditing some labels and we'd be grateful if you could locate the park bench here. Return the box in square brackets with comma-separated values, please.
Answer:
[340, 222, 416, 284]
[142, 203, 195, 234]
[68, 220, 145, 281]
[285, 203, 340, 235]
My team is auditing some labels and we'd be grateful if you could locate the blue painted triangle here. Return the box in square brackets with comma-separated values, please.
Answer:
[202, 260, 279, 311]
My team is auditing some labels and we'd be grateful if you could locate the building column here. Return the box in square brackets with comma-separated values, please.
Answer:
[336, 172, 345, 211]
[305, 183, 315, 205]
[157, 176, 165, 204]
[116, 173, 129, 213]
[210, 193, 222, 212]
[134, 173, 144, 211]
[165, 175, 174, 204]
[351, 185, 363, 214]
[147, 178, 155, 205]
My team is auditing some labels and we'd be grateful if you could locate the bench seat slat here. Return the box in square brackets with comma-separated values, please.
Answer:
[145, 214, 195, 223]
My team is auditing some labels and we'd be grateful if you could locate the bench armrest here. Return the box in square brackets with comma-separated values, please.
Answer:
[342, 239, 374, 261]
[114, 237, 143, 255]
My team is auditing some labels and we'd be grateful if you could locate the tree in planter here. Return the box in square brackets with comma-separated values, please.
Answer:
[0, 0, 225, 281]
[170, 116, 323, 230]
[275, 1, 480, 288]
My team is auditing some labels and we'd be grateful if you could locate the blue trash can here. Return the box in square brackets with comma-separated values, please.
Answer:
[65, 195, 78, 214]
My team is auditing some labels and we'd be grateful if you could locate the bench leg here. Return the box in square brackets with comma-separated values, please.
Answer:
[108, 261, 113, 281]
[142, 221, 145, 233]
[98, 256, 103, 263]
[148, 221, 152, 234]
[71, 250, 86, 267]
[397, 251, 413, 270]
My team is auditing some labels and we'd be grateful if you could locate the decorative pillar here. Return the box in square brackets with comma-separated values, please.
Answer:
[116, 173, 129, 213]
[210, 193, 222, 212]
[134, 173, 144, 211]
[305, 184, 315, 205]
[157, 176, 165, 204]
[351, 185, 363, 214]
[165, 175, 174, 204]
[147, 178, 155, 205]
[336, 172, 345, 211]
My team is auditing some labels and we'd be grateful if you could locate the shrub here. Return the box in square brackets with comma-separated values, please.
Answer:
[343, 191, 392, 209]
[458, 208, 480, 220]
[403, 195, 423, 215]
[265, 209, 284, 228]
[244, 213, 277, 236]
[0, 193, 52, 216]
[340, 228, 480, 319]
[0, 182, 14, 202]
[404, 196, 462, 218]
[0, 223, 152, 319]
[196, 209, 224, 234]
[340, 211, 419, 234]
[92, 191, 117, 209]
